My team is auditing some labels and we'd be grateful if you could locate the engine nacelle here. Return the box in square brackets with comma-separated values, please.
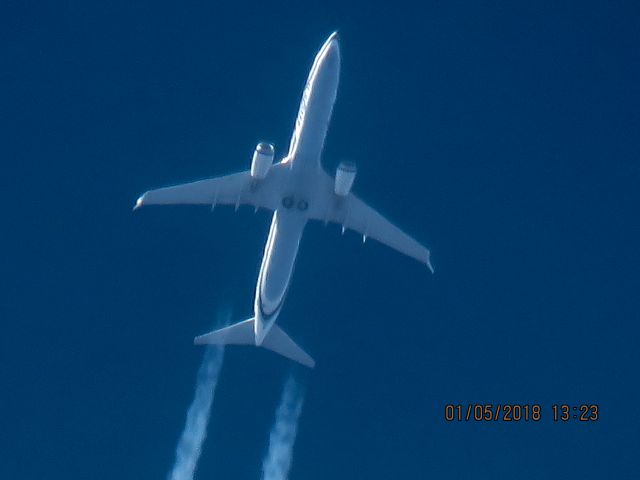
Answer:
[334, 161, 357, 196]
[251, 142, 274, 180]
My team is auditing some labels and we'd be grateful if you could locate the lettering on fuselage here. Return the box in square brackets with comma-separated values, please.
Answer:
[297, 84, 311, 130]
[289, 83, 311, 156]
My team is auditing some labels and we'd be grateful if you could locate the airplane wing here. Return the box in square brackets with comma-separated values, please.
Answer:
[309, 174, 434, 271]
[134, 163, 287, 211]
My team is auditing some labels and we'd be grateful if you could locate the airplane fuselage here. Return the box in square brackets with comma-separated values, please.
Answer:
[254, 202, 306, 344]
[135, 32, 432, 368]
[253, 34, 340, 344]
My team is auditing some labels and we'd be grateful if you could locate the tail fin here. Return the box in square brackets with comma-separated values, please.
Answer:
[194, 319, 315, 368]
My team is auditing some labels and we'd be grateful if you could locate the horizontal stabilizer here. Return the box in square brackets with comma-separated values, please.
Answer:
[194, 319, 315, 368]
[194, 318, 254, 345]
[262, 324, 315, 368]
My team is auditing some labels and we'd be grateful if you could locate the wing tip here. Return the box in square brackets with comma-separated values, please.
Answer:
[426, 252, 435, 274]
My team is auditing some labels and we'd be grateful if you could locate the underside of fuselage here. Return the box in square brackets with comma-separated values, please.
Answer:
[253, 33, 341, 345]
[135, 32, 432, 369]
[254, 208, 307, 344]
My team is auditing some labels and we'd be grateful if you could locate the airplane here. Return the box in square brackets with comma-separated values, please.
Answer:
[134, 32, 433, 368]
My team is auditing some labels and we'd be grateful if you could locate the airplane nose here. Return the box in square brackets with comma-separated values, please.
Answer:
[328, 33, 340, 51]
[322, 31, 340, 54]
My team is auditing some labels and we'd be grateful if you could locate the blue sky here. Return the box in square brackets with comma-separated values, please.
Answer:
[2, 1, 639, 478]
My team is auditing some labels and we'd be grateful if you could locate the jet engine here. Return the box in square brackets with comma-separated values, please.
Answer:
[334, 161, 357, 196]
[251, 142, 275, 180]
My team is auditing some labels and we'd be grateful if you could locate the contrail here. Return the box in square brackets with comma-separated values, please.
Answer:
[261, 375, 305, 480]
[167, 345, 225, 480]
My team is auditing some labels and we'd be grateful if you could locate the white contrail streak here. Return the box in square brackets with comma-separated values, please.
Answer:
[261, 376, 305, 480]
[167, 345, 225, 480]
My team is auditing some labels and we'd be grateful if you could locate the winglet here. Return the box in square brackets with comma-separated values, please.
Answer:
[426, 252, 435, 274]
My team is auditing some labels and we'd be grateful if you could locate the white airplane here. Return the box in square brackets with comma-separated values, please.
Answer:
[134, 32, 433, 368]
